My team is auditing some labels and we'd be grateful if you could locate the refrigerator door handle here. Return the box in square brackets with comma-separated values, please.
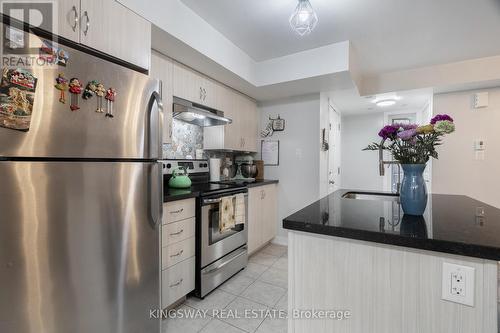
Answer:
[147, 90, 163, 159]
[149, 162, 163, 229]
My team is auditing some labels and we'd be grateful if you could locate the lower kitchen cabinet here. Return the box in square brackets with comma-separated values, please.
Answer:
[248, 184, 278, 254]
[161, 199, 196, 308]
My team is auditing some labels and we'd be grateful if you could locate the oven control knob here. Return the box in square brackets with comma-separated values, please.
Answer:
[166, 163, 171, 169]
[203, 163, 208, 167]
[199, 163, 204, 167]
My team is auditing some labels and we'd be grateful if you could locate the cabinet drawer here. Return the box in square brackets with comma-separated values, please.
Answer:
[163, 198, 195, 224]
[162, 217, 195, 246]
[162, 257, 195, 307]
[162, 236, 195, 269]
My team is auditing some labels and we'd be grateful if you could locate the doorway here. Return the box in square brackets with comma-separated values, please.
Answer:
[328, 103, 341, 194]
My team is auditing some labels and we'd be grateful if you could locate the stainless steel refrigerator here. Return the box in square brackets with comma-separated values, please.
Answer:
[0, 27, 163, 333]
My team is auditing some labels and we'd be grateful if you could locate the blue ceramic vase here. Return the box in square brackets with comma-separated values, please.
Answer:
[400, 164, 427, 216]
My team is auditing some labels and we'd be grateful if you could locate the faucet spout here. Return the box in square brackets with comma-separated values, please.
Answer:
[378, 139, 386, 176]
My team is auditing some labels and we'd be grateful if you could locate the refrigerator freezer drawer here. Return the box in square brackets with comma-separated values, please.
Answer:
[0, 161, 161, 333]
[163, 198, 196, 224]
[162, 257, 195, 308]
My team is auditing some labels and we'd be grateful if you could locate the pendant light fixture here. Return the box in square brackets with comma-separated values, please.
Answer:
[289, 0, 318, 36]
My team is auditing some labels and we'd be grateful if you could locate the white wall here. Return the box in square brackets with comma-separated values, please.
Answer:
[433, 88, 500, 208]
[259, 95, 321, 243]
[340, 113, 385, 191]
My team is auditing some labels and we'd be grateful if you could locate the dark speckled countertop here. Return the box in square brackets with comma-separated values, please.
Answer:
[283, 189, 500, 261]
[164, 179, 278, 202]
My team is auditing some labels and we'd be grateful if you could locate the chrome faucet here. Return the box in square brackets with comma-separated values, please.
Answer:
[378, 139, 401, 194]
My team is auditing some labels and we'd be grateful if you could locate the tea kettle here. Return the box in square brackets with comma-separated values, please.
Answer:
[168, 166, 192, 189]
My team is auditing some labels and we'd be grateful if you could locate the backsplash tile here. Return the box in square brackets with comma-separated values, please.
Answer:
[163, 119, 205, 159]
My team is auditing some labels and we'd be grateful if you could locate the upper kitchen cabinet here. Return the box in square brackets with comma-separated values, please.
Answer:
[50, 0, 151, 70]
[172, 62, 216, 108]
[150, 50, 173, 144]
[56, 1, 80, 42]
[204, 87, 258, 152]
[79, 0, 151, 70]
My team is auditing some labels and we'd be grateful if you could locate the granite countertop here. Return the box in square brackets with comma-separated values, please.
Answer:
[283, 189, 500, 261]
[164, 179, 278, 202]
[163, 187, 200, 202]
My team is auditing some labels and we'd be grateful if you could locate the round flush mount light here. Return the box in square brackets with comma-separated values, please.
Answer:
[375, 99, 397, 107]
[290, 0, 318, 36]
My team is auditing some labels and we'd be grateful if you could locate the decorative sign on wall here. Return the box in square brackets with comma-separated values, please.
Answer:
[261, 115, 285, 138]
[261, 140, 279, 166]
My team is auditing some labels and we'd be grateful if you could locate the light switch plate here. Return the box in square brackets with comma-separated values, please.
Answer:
[442, 262, 475, 307]
[473, 92, 489, 109]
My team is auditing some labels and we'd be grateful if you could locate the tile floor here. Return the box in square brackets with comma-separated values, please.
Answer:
[163, 243, 288, 333]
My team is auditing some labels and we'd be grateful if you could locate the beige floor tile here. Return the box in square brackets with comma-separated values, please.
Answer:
[186, 289, 236, 312]
[241, 280, 286, 307]
[249, 252, 279, 267]
[200, 319, 245, 333]
[219, 272, 255, 296]
[259, 267, 288, 289]
[261, 244, 287, 257]
[221, 297, 268, 332]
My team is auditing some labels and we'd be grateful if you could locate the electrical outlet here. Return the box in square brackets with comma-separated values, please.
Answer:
[442, 262, 475, 306]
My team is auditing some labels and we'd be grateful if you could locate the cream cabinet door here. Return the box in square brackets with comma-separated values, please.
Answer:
[247, 186, 263, 254]
[80, 0, 150, 70]
[108, 1, 151, 70]
[150, 51, 173, 144]
[242, 98, 258, 152]
[56, 0, 80, 42]
[79, 0, 107, 53]
[173, 62, 215, 107]
[261, 185, 278, 243]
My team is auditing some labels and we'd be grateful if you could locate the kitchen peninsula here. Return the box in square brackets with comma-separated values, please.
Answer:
[283, 190, 499, 333]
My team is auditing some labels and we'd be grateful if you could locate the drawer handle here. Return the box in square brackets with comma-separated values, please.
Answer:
[170, 208, 184, 214]
[169, 279, 183, 288]
[170, 249, 184, 258]
[170, 229, 184, 236]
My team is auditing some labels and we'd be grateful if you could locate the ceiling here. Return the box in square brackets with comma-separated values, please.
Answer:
[330, 88, 432, 115]
[181, 0, 500, 75]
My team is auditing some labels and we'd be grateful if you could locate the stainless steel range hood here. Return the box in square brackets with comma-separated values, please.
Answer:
[173, 96, 232, 127]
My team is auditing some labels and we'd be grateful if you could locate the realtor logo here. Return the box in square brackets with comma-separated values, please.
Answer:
[1, 0, 57, 66]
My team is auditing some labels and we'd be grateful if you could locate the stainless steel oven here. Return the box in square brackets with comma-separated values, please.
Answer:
[197, 188, 248, 297]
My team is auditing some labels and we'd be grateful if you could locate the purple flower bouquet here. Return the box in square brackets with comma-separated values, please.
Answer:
[364, 115, 455, 164]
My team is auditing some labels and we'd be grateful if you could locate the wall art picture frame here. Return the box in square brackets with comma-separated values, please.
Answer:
[261, 140, 280, 166]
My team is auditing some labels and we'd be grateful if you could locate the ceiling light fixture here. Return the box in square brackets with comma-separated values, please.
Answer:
[290, 0, 318, 36]
[375, 99, 397, 107]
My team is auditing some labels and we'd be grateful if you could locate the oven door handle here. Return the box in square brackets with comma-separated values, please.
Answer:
[203, 246, 247, 274]
[203, 198, 221, 205]
[202, 193, 248, 205]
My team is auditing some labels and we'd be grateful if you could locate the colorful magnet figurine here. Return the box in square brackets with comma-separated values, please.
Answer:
[82, 80, 98, 100]
[95, 83, 106, 113]
[68, 78, 83, 111]
[105, 87, 117, 118]
[54, 73, 68, 104]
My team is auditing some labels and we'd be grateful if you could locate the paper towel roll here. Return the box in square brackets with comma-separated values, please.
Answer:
[209, 158, 221, 181]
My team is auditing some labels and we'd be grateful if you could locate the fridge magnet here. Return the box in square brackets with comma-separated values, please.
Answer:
[105, 87, 116, 118]
[0, 68, 38, 131]
[39, 40, 69, 66]
[54, 73, 68, 104]
[95, 83, 106, 113]
[68, 78, 83, 111]
[82, 80, 98, 100]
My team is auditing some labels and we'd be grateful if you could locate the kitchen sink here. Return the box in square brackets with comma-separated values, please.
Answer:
[342, 192, 400, 202]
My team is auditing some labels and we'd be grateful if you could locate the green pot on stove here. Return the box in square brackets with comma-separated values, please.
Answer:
[168, 167, 192, 189]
